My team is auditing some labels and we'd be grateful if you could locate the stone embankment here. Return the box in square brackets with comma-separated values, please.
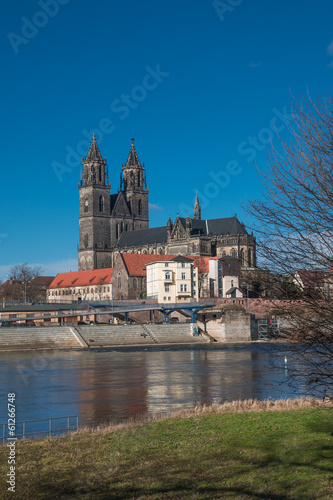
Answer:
[0, 324, 208, 351]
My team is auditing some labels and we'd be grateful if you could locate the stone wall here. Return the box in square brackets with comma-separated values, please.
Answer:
[216, 298, 305, 319]
[198, 308, 255, 342]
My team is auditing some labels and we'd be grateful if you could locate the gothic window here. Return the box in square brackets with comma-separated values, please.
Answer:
[231, 249, 237, 258]
[137, 173, 141, 188]
[116, 224, 119, 239]
[84, 199, 88, 213]
[222, 251, 226, 257]
[133, 278, 137, 289]
[84, 234, 88, 248]
[138, 199, 142, 216]
[121, 222, 124, 233]
[159, 248, 163, 255]
[99, 196, 104, 213]
[143, 250, 147, 254]
[240, 249, 245, 266]
[117, 273, 121, 289]
[248, 249, 252, 267]
[99, 165, 102, 182]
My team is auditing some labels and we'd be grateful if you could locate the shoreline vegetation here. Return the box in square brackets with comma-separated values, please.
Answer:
[1, 398, 333, 499]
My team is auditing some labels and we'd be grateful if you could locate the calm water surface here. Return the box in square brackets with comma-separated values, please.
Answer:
[0, 344, 304, 428]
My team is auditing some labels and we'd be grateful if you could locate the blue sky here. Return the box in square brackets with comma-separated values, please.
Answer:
[1, 0, 333, 279]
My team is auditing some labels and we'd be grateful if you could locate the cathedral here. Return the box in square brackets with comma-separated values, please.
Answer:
[78, 135, 256, 271]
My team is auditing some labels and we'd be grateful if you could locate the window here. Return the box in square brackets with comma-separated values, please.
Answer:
[181, 262, 186, 268]
[138, 199, 142, 215]
[231, 280, 234, 287]
[117, 273, 121, 289]
[180, 284, 188, 292]
[168, 297, 171, 301]
[240, 248, 245, 266]
[248, 249, 252, 267]
[181, 272, 186, 280]
[84, 234, 88, 248]
[193, 281, 196, 286]
[193, 273, 196, 277]
[165, 284, 170, 292]
[165, 263, 169, 267]
[99, 165, 102, 182]
[99, 196, 104, 212]
[84, 199, 88, 213]
[165, 272, 171, 280]
[163, 296, 166, 301]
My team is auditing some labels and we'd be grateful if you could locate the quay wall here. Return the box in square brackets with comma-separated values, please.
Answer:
[0, 324, 207, 351]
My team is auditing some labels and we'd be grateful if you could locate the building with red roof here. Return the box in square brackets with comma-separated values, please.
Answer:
[47, 268, 113, 303]
[112, 252, 241, 300]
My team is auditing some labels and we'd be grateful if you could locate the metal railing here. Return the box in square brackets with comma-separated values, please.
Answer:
[1, 415, 79, 442]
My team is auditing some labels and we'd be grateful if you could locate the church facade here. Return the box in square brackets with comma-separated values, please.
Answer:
[78, 135, 256, 271]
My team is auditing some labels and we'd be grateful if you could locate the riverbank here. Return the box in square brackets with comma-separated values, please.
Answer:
[1, 398, 332, 499]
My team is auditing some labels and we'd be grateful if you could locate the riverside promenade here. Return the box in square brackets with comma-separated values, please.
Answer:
[0, 323, 209, 351]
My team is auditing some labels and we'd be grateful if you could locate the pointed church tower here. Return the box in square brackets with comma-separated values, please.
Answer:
[78, 134, 112, 270]
[194, 192, 201, 220]
[120, 138, 149, 231]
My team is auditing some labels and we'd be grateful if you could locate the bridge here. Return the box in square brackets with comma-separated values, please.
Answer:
[90, 302, 215, 323]
[0, 301, 216, 325]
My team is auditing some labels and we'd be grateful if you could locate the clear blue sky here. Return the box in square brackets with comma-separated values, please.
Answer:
[1, 0, 333, 279]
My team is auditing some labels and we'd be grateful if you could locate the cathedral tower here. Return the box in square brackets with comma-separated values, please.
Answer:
[194, 193, 201, 220]
[78, 134, 112, 270]
[110, 138, 149, 245]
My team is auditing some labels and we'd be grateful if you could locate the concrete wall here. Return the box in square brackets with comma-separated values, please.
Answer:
[198, 308, 255, 342]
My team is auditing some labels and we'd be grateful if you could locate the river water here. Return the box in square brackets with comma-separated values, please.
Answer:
[0, 343, 307, 432]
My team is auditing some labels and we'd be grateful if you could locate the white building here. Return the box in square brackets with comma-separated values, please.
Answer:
[146, 256, 198, 303]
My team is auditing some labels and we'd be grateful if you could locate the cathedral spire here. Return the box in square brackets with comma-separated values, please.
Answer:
[124, 137, 141, 167]
[194, 192, 201, 220]
[85, 133, 103, 162]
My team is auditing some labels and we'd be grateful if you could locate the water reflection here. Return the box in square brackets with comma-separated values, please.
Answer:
[0, 344, 306, 427]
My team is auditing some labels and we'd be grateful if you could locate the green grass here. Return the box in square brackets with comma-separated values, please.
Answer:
[1, 406, 333, 499]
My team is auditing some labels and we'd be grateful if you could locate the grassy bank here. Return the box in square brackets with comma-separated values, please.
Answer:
[1, 399, 332, 499]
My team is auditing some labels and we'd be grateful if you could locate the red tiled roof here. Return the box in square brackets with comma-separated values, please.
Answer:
[188, 256, 217, 274]
[31, 276, 54, 287]
[48, 269, 113, 289]
[121, 254, 215, 276]
[122, 254, 176, 276]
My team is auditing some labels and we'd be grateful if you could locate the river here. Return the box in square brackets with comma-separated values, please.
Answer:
[0, 343, 309, 434]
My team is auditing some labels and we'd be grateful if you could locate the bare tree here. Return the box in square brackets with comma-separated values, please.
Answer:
[247, 95, 333, 400]
[8, 263, 43, 303]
